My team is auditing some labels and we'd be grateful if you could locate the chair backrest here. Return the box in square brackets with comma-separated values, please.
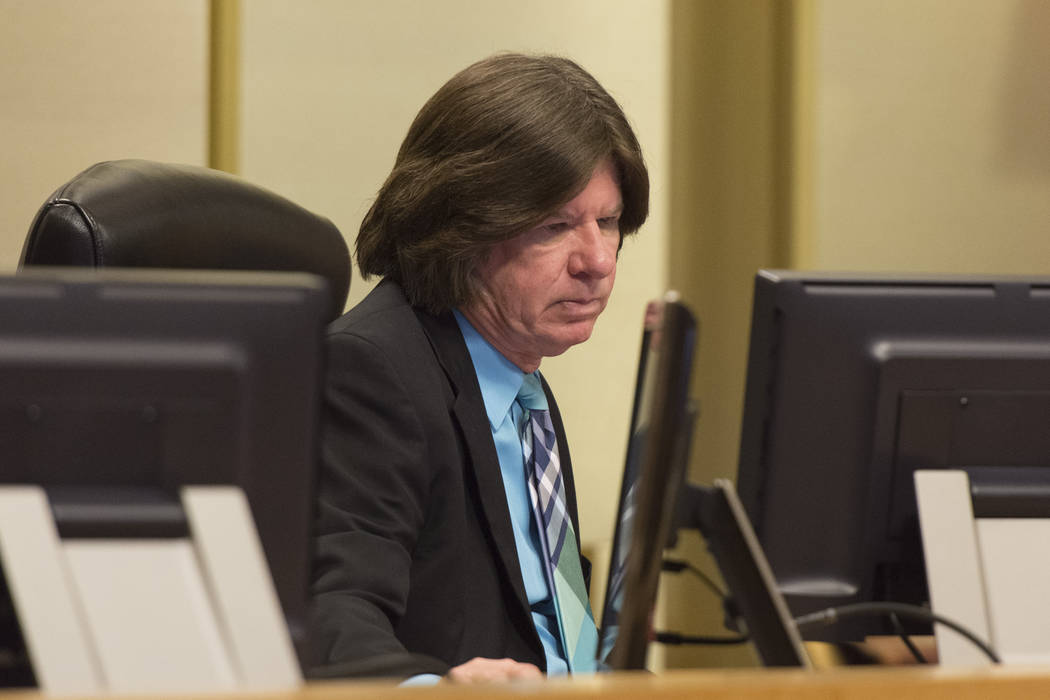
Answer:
[20, 159, 350, 320]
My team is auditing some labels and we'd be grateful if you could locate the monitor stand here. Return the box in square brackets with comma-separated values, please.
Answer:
[676, 479, 811, 668]
[0, 485, 301, 695]
[916, 469, 1050, 666]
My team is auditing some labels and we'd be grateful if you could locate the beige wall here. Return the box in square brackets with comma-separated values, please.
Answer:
[238, 0, 672, 562]
[805, 0, 1050, 272]
[0, 0, 209, 270]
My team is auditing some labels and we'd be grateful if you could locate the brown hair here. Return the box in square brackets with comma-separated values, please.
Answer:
[356, 53, 649, 313]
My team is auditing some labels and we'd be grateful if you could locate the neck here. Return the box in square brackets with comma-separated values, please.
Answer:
[458, 307, 541, 373]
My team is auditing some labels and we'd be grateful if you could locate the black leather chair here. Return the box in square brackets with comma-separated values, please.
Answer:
[20, 159, 350, 320]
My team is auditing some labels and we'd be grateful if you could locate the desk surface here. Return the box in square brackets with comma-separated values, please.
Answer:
[290, 666, 1050, 700]
[10, 666, 1050, 699]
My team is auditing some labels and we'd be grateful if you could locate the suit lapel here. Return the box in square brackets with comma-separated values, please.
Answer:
[414, 309, 533, 619]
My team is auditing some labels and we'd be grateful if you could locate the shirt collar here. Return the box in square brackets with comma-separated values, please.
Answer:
[453, 310, 535, 429]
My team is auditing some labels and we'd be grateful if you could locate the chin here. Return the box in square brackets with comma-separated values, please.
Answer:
[543, 325, 596, 357]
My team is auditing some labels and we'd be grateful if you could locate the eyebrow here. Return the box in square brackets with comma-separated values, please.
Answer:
[548, 202, 624, 221]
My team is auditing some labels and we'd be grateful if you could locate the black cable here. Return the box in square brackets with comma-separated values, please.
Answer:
[794, 602, 999, 664]
[662, 558, 726, 598]
[889, 611, 927, 664]
[656, 559, 747, 646]
[654, 631, 749, 646]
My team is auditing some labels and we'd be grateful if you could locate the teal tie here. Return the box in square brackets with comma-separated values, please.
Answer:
[517, 373, 598, 673]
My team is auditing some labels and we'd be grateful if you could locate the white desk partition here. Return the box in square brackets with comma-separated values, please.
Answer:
[0, 485, 301, 695]
[0, 487, 101, 694]
[915, 470, 1050, 667]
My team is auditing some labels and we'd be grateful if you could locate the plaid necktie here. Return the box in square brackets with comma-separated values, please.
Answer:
[517, 373, 598, 673]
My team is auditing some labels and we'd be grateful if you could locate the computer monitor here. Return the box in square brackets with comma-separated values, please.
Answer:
[600, 294, 698, 670]
[736, 270, 1050, 640]
[0, 268, 328, 666]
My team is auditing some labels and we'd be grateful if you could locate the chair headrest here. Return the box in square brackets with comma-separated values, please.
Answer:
[21, 159, 351, 320]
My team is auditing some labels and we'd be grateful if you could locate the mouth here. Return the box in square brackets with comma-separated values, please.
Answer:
[557, 298, 604, 316]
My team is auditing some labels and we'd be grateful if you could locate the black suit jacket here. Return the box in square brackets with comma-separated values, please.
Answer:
[308, 279, 588, 679]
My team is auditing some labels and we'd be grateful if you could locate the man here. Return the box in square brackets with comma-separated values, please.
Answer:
[309, 53, 649, 682]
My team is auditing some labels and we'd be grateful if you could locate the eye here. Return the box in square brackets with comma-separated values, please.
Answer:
[597, 216, 620, 231]
[543, 221, 572, 235]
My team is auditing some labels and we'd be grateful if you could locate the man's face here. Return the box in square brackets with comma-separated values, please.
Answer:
[463, 159, 623, 372]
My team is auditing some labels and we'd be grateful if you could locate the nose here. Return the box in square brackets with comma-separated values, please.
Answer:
[567, 220, 617, 279]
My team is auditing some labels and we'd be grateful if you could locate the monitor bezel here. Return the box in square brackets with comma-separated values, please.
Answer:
[603, 296, 698, 670]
